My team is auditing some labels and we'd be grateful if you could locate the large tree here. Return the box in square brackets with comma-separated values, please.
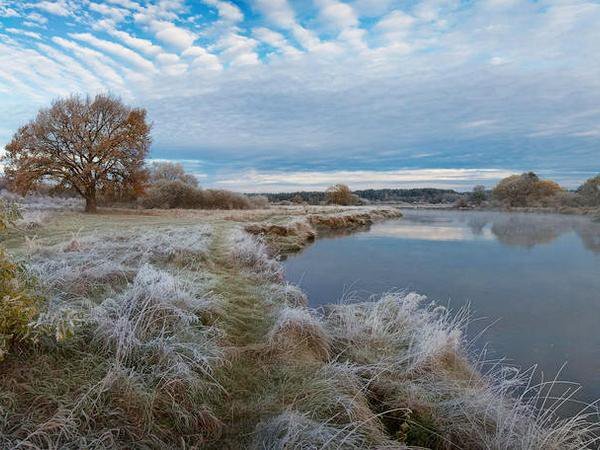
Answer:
[492, 172, 562, 207]
[3, 94, 151, 213]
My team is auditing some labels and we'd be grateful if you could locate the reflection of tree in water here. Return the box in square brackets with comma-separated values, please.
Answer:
[575, 223, 600, 253]
[467, 216, 488, 236]
[485, 214, 600, 253]
[490, 215, 571, 248]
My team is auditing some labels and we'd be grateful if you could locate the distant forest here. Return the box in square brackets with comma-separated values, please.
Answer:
[258, 188, 466, 205]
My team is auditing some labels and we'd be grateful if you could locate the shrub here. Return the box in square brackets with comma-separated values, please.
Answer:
[141, 180, 268, 210]
[0, 201, 42, 360]
[0, 250, 43, 360]
[326, 184, 361, 206]
[141, 180, 203, 209]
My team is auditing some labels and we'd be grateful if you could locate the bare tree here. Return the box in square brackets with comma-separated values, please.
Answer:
[148, 161, 198, 187]
[3, 94, 151, 213]
[470, 185, 487, 206]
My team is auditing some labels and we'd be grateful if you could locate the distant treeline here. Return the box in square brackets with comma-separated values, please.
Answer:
[259, 188, 465, 205]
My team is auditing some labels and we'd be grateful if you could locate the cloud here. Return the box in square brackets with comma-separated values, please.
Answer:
[0, 0, 599, 188]
[69, 32, 155, 72]
[107, 29, 163, 56]
[51, 36, 127, 88]
[105, 0, 140, 10]
[212, 168, 516, 192]
[315, 0, 359, 31]
[182, 45, 222, 71]
[25, 12, 48, 24]
[253, 0, 320, 50]
[28, 0, 71, 16]
[253, 27, 300, 56]
[203, 0, 244, 23]
[89, 2, 129, 23]
[5, 28, 42, 39]
[146, 20, 196, 51]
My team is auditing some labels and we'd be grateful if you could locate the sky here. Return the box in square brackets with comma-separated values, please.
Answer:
[0, 0, 599, 192]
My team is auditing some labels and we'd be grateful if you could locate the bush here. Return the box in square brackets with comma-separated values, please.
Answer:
[0, 202, 42, 360]
[141, 180, 204, 209]
[326, 184, 361, 206]
[0, 250, 43, 360]
[141, 180, 268, 210]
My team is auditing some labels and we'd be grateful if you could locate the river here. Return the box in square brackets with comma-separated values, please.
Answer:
[284, 209, 600, 408]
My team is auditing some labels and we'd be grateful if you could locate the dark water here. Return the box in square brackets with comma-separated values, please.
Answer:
[283, 210, 600, 407]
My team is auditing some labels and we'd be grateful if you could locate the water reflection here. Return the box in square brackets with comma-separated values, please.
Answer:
[367, 211, 600, 253]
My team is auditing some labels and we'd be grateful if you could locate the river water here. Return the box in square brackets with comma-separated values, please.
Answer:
[283, 209, 600, 407]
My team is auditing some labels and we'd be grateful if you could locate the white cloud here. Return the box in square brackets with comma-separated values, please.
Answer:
[254, 0, 297, 28]
[203, 0, 244, 23]
[5, 28, 42, 39]
[315, 0, 359, 30]
[89, 2, 129, 23]
[253, 0, 321, 50]
[69, 32, 155, 71]
[106, 0, 141, 10]
[212, 33, 259, 66]
[107, 29, 163, 56]
[182, 46, 222, 71]
[29, 0, 71, 16]
[0, 6, 19, 18]
[253, 27, 300, 56]
[51, 36, 127, 88]
[213, 168, 516, 192]
[146, 20, 196, 51]
[25, 12, 48, 24]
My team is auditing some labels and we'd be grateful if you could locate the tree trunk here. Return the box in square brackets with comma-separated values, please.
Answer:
[84, 195, 97, 213]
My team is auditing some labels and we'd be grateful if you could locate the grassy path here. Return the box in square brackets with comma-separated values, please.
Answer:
[206, 225, 280, 447]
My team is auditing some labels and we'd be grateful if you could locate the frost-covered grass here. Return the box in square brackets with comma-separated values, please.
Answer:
[228, 228, 283, 281]
[0, 218, 226, 448]
[0, 206, 597, 449]
[267, 306, 330, 361]
[319, 292, 600, 449]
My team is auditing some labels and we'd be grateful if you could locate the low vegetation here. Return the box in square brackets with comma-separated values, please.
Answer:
[0, 198, 597, 448]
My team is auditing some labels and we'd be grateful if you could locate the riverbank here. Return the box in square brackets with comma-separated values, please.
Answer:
[0, 204, 597, 448]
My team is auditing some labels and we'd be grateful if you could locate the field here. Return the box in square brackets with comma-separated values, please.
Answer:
[0, 201, 598, 449]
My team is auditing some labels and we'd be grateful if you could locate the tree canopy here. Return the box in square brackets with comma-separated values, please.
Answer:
[492, 172, 562, 207]
[3, 94, 151, 213]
